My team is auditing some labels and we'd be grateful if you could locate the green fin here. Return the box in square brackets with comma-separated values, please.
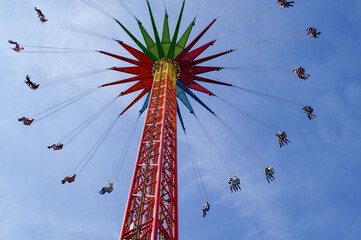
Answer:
[162, 11, 171, 56]
[137, 20, 159, 59]
[147, 0, 165, 58]
[167, 1, 185, 59]
[174, 19, 195, 58]
[115, 19, 157, 62]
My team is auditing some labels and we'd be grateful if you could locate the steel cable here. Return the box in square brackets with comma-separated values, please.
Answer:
[112, 116, 140, 183]
[184, 130, 209, 202]
[216, 95, 278, 133]
[194, 115, 234, 177]
[61, 97, 118, 145]
[195, 0, 207, 18]
[217, 0, 234, 18]
[215, 115, 268, 168]
[232, 85, 304, 108]
[31, 88, 98, 122]
[217, 3, 274, 40]
[81, 0, 114, 20]
[75, 116, 119, 176]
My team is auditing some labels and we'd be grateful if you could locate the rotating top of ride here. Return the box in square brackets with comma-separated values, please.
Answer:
[152, 58, 180, 78]
[101, 0, 231, 117]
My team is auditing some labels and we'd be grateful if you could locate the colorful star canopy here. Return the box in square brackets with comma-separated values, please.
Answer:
[100, 0, 233, 116]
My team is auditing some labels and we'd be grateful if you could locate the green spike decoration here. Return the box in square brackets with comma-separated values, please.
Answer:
[174, 19, 195, 57]
[162, 12, 171, 56]
[146, 0, 165, 58]
[115, 1, 192, 61]
[114, 19, 158, 62]
[137, 20, 159, 59]
[167, 1, 185, 58]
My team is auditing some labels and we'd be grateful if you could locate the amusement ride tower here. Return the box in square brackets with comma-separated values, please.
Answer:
[14, 0, 317, 239]
[97, 1, 233, 239]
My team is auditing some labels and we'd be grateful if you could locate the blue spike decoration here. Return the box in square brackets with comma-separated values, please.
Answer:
[176, 87, 194, 114]
[177, 81, 215, 115]
[139, 91, 151, 116]
[140, 84, 197, 117]
[177, 102, 186, 132]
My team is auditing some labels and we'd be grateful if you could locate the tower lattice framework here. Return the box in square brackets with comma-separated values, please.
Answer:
[120, 59, 179, 240]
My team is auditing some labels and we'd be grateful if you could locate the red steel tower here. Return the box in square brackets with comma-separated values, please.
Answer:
[120, 59, 179, 239]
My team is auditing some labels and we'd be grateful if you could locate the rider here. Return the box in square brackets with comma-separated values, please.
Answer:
[307, 27, 321, 38]
[34, 7, 48, 23]
[303, 106, 316, 120]
[265, 166, 275, 183]
[292, 67, 310, 80]
[228, 176, 241, 193]
[276, 131, 290, 148]
[61, 174, 76, 184]
[228, 177, 237, 193]
[233, 176, 241, 191]
[277, 0, 295, 8]
[18, 117, 34, 126]
[8, 40, 24, 52]
[25, 75, 40, 90]
[202, 202, 210, 218]
[99, 181, 114, 194]
[47, 143, 64, 150]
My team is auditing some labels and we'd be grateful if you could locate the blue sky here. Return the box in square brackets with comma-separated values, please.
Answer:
[1, 0, 361, 239]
